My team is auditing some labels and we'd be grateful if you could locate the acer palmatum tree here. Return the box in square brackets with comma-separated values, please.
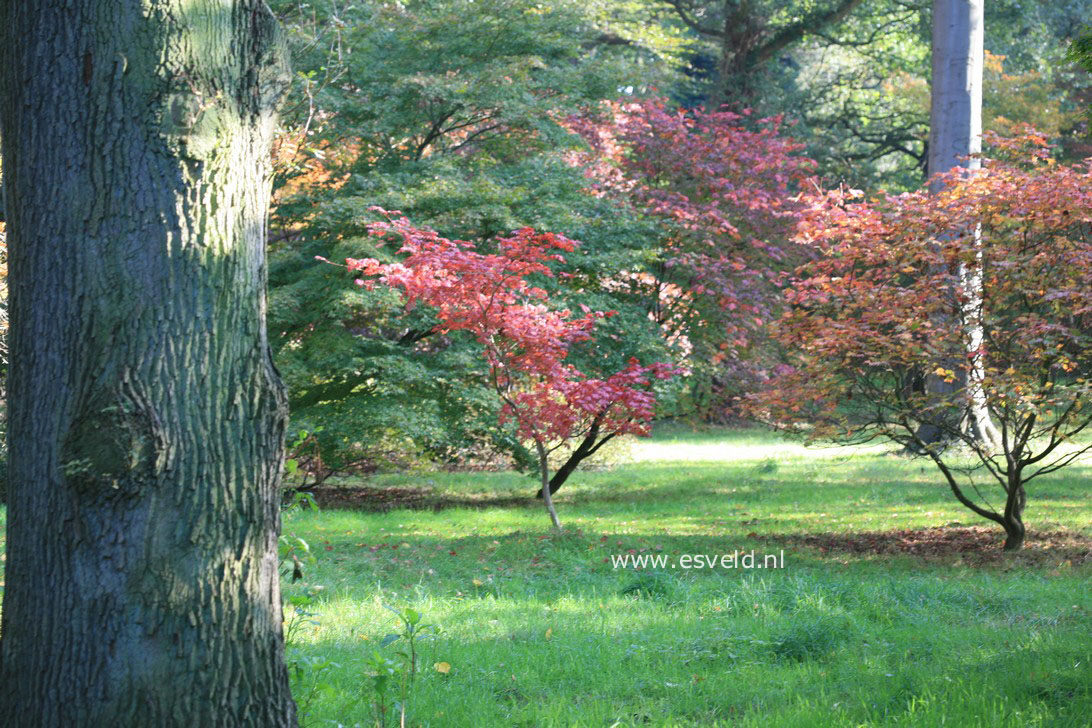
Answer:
[327, 212, 676, 528]
[752, 135, 1092, 551]
[567, 98, 812, 415]
[0, 1, 297, 725]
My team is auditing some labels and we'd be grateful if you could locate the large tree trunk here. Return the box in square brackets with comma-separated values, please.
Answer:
[0, 2, 297, 726]
[714, 4, 760, 110]
[922, 0, 1000, 449]
[929, 0, 984, 181]
[706, 0, 865, 110]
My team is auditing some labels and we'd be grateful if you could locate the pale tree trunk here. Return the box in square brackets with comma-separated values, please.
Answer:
[534, 440, 562, 530]
[0, 2, 297, 726]
[929, 0, 983, 182]
[922, 0, 1000, 449]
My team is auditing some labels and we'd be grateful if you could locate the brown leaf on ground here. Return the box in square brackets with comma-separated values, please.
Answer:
[766, 526, 1092, 566]
[306, 485, 534, 512]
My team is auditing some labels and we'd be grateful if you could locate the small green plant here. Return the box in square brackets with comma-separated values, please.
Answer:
[284, 426, 328, 491]
[381, 606, 440, 678]
[771, 615, 856, 662]
[754, 457, 779, 475]
[288, 651, 339, 724]
[279, 483, 318, 582]
[283, 488, 318, 513]
[365, 606, 444, 728]
[363, 650, 399, 728]
[284, 585, 325, 645]
[278, 486, 329, 722]
[278, 532, 315, 584]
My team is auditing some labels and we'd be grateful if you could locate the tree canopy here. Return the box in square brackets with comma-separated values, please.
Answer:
[259, 0, 1092, 518]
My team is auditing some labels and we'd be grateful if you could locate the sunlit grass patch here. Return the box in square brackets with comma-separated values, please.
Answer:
[272, 426, 1091, 726]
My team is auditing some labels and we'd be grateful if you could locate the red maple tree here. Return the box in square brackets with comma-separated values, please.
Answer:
[567, 97, 813, 411]
[330, 210, 676, 528]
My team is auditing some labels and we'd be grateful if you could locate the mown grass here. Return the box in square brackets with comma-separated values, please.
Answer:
[277, 427, 1092, 727]
[1, 427, 1090, 726]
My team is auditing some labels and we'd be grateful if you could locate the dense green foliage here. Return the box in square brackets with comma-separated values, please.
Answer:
[1070, 28, 1092, 74]
[264, 0, 1092, 478]
[741, 0, 1092, 188]
[267, 0, 689, 478]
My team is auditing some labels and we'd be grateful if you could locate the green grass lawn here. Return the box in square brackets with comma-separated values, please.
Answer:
[273, 427, 1091, 727]
[2, 427, 1090, 726]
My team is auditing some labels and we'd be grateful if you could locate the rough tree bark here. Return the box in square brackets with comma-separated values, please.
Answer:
[921, 0, 1000, 450]
[0, 2, 297, 726]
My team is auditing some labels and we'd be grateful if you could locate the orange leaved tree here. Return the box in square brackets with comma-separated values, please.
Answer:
[752, 135, 1092, 550]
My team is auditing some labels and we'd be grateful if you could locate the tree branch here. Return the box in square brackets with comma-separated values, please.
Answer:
[748, 0, 866, 67]
[664, 0, 722, 38]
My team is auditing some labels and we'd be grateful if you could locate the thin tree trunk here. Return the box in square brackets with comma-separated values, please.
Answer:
[535, 420, 605, 498]
[912, 431, 1026, 550]
[1002, 473, 1027, 551]
[1002, 508, 1026, 551]
[922, 0, 999, 450]
[929, 0, 984, 185]
[958, 234, 1001, 448]
[0, 2, 296, 726]
[535, 440, 562, 530]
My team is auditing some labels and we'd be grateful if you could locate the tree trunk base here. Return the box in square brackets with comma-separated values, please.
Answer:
[1002, 523, 1025, 551]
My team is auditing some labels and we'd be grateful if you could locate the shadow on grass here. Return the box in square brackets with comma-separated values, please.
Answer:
[294, 517, 1092, 580]
[307, 460, 798, 512]
[311, 485, 540, 512]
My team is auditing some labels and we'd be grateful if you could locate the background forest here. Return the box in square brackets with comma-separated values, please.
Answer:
[264, 0, 1092, 481]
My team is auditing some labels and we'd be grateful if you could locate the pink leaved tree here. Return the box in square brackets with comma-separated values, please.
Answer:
[566, 98, 812, 413]
[327, 210, 677, 528]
